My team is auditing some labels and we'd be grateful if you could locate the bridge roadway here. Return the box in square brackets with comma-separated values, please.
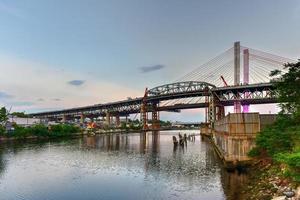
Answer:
[29, 82, 277, 118]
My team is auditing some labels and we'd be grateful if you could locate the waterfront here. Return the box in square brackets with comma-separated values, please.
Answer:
[0, 130, 246, 200]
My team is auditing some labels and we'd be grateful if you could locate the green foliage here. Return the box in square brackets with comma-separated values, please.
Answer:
[250, 60, 300, 183]
[30, 124, 49, 137]
[11, 112, 28, 118]
[0, 107, 8, 124]
[159, 120, 172, 127]
[275, 151, 300, 168]
[253, 60, 300, 156]
[0, 125, 5, 136]
[275, 151, 300, 182]
[3, 123, 80, 138]
[49, 124, 80, 137]
[254, 116, 296, 156]
[248, 147, 261, 157]
[13, 125, 31, 139]
[271, 60, 300, 117]
[120, 122, 128, 130]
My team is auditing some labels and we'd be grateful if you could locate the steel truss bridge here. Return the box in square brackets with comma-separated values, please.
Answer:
[29, 42, 294, 129]
[29, 81, 276, 120]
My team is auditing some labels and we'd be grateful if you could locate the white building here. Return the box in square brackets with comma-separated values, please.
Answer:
[8, 116, 41, 127]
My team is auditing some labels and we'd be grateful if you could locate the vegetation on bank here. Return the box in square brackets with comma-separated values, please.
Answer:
[249, 60, 300, 183]
[0, 107, 81, 139]
[0, 123, 81, 139]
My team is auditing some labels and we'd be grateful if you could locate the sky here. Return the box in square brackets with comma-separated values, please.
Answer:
[0, 0, 299, 121]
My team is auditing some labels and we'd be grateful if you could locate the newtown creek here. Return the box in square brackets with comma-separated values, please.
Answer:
[0, 130, 248, 200]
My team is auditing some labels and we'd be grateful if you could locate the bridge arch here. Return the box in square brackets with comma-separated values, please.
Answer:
[147, 81, 216, 97]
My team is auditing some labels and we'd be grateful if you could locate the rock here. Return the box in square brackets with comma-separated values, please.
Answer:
[271, 187, 279, 193]
[295, 186, 300, 200]
[283, 191, 295, 198]
[271, 196, 286, 200]
[281, 180, 289, 187]
[260, 194, 273, 200]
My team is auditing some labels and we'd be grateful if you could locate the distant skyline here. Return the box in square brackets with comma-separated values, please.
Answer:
[0, 0, 299, 121]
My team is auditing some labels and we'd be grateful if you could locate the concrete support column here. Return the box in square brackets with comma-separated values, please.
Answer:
[106, 112, 111, 126]
[152, 103, 160, 130]
[234, 41, 241, 113]
[243, 49, 250, 113]
[141, 104, 148, 130]
[62, 115, 67, 123]
[80, 113, 85, 124]
[234, 41, 240, 85]
[115, 114, 120, 127]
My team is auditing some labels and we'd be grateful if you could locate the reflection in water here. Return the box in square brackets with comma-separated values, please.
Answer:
[0, 131, 247, 200]
[221, 168, 248, 200]
[0, 148, 5, 178]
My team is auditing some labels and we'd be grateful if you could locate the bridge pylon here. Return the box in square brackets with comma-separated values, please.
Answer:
[208, 93, 225, 128]
[141, 88, 149, 130]
[152, 103, 160, 130]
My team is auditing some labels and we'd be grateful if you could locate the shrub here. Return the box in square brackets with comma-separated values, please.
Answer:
[13, 125, 31, 138]
[0, 125, 5, 136]
[252, 115, 298, 157]
[275, 151, 300, 183]
[30, 124, 49, 137]
[275, 151, 300, 168]
[49, 124, 80, 137]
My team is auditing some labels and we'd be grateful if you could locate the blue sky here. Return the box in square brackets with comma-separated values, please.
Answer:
[0, 0, 299, 121]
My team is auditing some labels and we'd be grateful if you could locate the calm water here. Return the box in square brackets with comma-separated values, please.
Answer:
[0, 130, 247, 200]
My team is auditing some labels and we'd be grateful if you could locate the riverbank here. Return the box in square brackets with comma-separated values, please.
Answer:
[0, 127, 197, 143]
[87, 127, 198, 134]
[240, 159, 300, 200]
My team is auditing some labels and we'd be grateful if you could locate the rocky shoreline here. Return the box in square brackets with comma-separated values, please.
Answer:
[240, 161, 299, 200]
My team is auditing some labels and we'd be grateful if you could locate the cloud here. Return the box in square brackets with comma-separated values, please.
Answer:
[37, 98, 44, 102]
[0, 54, 141, 113]
[0, 91, 14, 99]
[68, 80, 85, 86]
[139, 64, 165, 73]
[52, 98, 61, 101]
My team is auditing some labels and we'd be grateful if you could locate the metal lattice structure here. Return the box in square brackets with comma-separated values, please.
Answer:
[29, 82, 277, 120]
[213, 83, 277, 105]
[148, 81, 215, 96]
[29, 42, 295, 127]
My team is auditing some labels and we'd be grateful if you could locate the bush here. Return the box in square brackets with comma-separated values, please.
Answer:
[275, 151, 300, 182]
[30, 124, 49, 137]
[0, 125, 5, 136]
[13, 125, 31, 138]
[253, 115, 299, 157]
[6, 123, 80, 138]
[275, 151, 300, 168]
[49, 124, 80, 137]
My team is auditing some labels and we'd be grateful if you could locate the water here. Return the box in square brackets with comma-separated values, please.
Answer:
[0, 130, 247, 200]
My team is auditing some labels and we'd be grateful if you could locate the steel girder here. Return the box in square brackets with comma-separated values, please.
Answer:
[29, 82, 278, 119]
[148, 81, 216, 97]
[213, 84, 277, 104]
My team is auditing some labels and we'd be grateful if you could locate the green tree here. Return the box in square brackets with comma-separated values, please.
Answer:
[0, 125, 5, 136]
[271, 60, 300, 118]
[0, 107, 9, 125]
[250, 60, 300, 182]
[11, 112, 28, 118]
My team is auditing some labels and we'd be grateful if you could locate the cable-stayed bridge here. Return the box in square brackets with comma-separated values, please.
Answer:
[29, 42, 295, 130]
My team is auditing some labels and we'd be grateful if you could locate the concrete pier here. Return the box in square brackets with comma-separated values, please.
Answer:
[201, 112, 277, 168]
[106, 112, 111, 126]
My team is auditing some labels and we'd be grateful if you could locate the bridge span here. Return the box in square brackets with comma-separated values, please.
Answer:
[28, 41, 295, 167]
[29, 81, 276, 121]
[29, 41, 294, 130]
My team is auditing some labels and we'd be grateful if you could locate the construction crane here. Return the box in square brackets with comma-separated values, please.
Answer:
[220, 75, 228, 87]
